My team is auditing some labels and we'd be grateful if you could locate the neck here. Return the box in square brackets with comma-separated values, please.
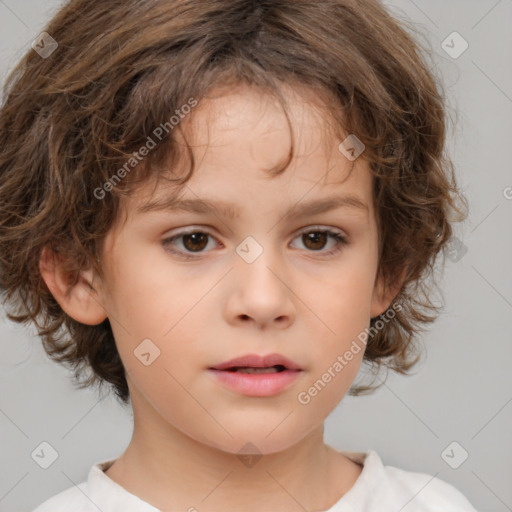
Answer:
[105, 393, 362, 511]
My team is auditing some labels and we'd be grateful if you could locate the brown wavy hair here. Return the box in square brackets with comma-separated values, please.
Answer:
[0, 0, 468, 405]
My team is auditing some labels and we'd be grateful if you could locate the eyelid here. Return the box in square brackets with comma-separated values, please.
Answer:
[162, 224, 349, 260]
[163, 224, 346, 237]
[294, 224, 346, 237]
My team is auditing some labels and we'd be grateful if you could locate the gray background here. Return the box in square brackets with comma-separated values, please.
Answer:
[1, 1, 511, 511]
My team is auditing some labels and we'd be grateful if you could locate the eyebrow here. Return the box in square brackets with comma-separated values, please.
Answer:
[137, 194, 369, 219]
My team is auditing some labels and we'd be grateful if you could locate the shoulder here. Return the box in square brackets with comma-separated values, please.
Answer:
[340, 450, 478, 511]
[31, 481, 92, 512]
[376, 452, 478, 511]
[30, 458, 159, 512]
[30, 459, 117, 512]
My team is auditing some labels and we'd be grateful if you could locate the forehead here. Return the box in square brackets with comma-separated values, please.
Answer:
[115, 82, 373, 227]
[183, 82, 346, 161]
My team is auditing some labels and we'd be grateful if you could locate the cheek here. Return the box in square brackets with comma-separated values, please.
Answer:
[103, 250, 186, 330]
[116, 321, 207, 417]
[301, 268, 372, 392]
[126, 360, 221, 447]
[295, 347, 363, 424]
[305, 266, 375, 337]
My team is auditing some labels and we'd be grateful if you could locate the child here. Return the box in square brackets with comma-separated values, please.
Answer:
[0, 0, 477, 510]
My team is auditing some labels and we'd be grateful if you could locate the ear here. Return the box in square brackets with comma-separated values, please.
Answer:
[39, 246, 108, 325]
[370, 265, 407, 318]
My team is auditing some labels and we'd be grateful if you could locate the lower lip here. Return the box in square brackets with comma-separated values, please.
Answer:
[208, 369, 302, 397]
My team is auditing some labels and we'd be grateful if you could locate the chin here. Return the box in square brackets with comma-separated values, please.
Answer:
[193, 427, 311, 458]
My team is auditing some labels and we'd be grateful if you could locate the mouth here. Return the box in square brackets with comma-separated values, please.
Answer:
[219, 364, 288, 374]
[207, 353, 303, 396]
[209, 353, 302, 372]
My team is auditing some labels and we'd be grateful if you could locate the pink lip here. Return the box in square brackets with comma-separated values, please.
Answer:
[208, 353, 303, 397]
[209, 353, 302, 371]
[208, 368, 302, 397]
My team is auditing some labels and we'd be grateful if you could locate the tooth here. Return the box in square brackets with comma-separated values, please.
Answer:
[235, 367, 279, 374]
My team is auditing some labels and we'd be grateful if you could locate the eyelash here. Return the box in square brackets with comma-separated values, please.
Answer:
[162, 227, 348, 261]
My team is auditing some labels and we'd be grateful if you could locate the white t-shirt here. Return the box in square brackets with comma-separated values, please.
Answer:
[31, 449, 478, 511]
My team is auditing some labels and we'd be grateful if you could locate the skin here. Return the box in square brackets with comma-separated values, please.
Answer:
[40, 82, 405, 512]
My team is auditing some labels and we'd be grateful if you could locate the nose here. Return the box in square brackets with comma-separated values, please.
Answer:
[224, 245, 296, 330]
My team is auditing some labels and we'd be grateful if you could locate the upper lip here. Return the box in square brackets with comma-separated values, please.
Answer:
[209, 353, 302, 371]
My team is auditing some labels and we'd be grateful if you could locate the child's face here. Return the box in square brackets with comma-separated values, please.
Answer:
[93, 83, 395, 455]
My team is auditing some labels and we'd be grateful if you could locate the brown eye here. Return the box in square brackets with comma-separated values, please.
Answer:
[162, 230, 218, 259]
[291, 228, 347, 255]
[302, 231, 328, 250]
[181, 232, 209, 252]
[162, 226, 347, 261]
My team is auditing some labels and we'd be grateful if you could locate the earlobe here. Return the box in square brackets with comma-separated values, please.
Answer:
[39, 246, 108, 325]
[370, 265, 407, 318]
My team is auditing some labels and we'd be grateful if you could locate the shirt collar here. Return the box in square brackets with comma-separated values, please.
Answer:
[86, 449, 382, 512]
[87, 459, 161, 511]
